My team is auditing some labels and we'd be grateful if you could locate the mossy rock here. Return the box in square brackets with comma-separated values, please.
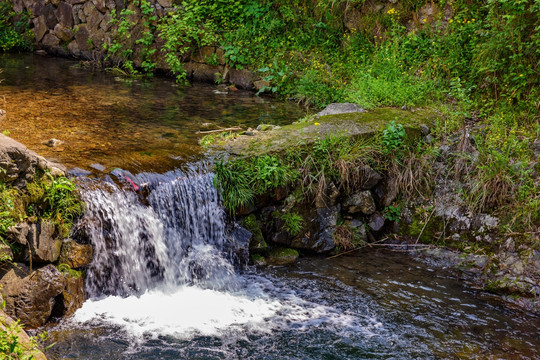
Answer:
[266, 247, 299, 266]
[242, 214, 267, 252]
[221, 108, 438, 156]
[250, 253, 267, 266]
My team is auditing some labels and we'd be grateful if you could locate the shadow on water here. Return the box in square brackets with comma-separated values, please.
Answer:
[0, 54, 304, 174]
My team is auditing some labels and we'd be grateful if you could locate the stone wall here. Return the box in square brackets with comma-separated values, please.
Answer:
[13, 0, 260, 89]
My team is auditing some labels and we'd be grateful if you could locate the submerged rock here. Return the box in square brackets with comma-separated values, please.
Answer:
[0, 264, 66, 329]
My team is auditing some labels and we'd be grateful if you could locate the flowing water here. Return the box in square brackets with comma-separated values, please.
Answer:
[2, 55, 539, 359]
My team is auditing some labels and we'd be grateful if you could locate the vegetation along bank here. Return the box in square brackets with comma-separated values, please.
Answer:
[1, 0, 539, 321]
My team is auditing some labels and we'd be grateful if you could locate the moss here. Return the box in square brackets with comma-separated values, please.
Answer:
[266, 247, 299, 265]
[57, 264, 83, 279]
[242, 214, 267, 252]
[250, 253, 266, 266]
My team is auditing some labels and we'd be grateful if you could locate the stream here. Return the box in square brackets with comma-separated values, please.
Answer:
[1, 54, 540, 359]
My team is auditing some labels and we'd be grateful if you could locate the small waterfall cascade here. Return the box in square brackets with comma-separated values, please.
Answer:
[79, 171, 244, 298]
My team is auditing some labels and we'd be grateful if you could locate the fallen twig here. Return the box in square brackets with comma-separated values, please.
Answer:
[327, 237, 389, 259]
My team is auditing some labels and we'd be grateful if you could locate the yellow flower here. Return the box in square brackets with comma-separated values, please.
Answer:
[449, 19, 453, 23]
[314, 122, 320, 126]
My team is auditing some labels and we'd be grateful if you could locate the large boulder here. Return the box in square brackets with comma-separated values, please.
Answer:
[0, 264, 66, 329]
[0, 134, 65, 187]
[315, 103, 366, 117]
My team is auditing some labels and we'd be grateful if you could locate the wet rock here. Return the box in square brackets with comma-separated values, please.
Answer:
[343, 191, 376, 215]
[315, 103, 366, 117]
[0, 264, 66, 329]
[74, 24, 90, 51]
[55, 1, 73, 28]
[230, 224, 252, 262]
[43, 138, 64, 148]
[311, 227, 337, 253]
[228, 68, 255, 90]
[59, 240, 93, 268]
[266, 247, 298, 266]
[368, 213, 385, 232]
[0, 308, 47, 360]
[0, 133, 66, 187]
[53, 273, 84, 318]
[242, 215, 267, 253]
[185, 62, 223, 83]
[32, 15, 48, 42]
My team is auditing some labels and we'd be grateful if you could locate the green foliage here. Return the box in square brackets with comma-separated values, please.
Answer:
[0, 1, 32, 52]
[279, 212, 303, 236]
[381, 120, 406, 156]
[0, 317, 43, 360]
[0, 172, 83, 241]
[383, 205, 402, 222]
[57, 263, 82, 278]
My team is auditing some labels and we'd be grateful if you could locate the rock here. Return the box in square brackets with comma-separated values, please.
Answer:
[532, 139, 540, 157]
[87, 6, 105, 30]
[315, 181, 340, 208]
[254, 80, 271, 92]
[266, 247, 298, 266]
[368, 213, 386, 232]
[228, 68, 255, 90]
[74, 23, 91, 51]
[67, 39, 81, 56]
[13, 0, 24, 13]
[256, 124, 281, 131]
[59, 240, 93, 268]
[92, 0, 107, 13]
[41, 33, 60, 48]
[42, 4, 58, 29]
[43, 138, 64, 148]
[420, 124, 430, 135]
[0, 308, 47, 360]
[184, 62, 223, 83]
[55, 1, 73, 28]
[54, 23, 74, 42]
[242, 215, 267, 253]
[343, 191, 376, 215]
[0, 133, 66, 187]
[359, 165, 382, 190]
[346, 219, 367, 243]
[317, 205, 339, 229]
[190, 46, 215, 63]
[53, 273, 84, 317]
[24, 222, 63, 263]
[0, 109, 5, 121]
[311, 227, 337, 253]
[230, 225, 251, 262]
[423, 134, 434, 144]
[0, 264, 66, 329]
[32, 15, 48, 42]
[316, 103, 366, 117]
[156, 0, 172, 7]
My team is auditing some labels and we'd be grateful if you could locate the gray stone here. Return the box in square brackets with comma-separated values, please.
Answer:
[420, 124, 430, 135]
[316, 103, 366, 117]
[43, 4, 58, 29]
[315, 181, 340, 208]
[32, 16, 48, 42]
[74, 24, 90, 51]
[54, 24, 74, 42]
[59, 240, 93, 269]
[228, 68, 255, 90]
[25, 221, 63, 263]
[423, 134, 434, 144]
[317, 205, 340, 229]
[41, 33, 60, 48]
[368, 213, 386, 232]
[87, 6, 105, 30]
[0, 134, 65, 187]
[359, 165, 382, 190]
[256, 124, 281, 131]
[55, 1, 73, 28]
[313, 227, 337, 252]
[344, 191, 376, 215]
[0, 264, 66, 329]
[67, 39, 81, 56]
[92, 0, 107, 13]
[533, 139, 540, 157]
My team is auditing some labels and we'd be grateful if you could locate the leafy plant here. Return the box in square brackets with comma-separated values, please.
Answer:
[381, 120, 406, 156]
[279, 212, 303, 236]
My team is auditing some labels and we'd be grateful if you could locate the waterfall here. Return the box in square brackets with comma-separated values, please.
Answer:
[79, 171, 244, 298]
